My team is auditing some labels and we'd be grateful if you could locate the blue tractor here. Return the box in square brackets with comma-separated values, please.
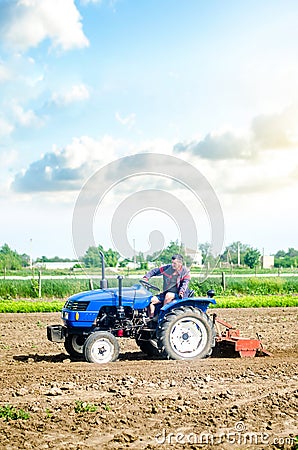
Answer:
[47, 256, 217, 363]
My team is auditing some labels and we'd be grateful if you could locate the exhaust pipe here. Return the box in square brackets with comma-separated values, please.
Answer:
[99, 251, 108, 289]
[117, 275, 125, 319]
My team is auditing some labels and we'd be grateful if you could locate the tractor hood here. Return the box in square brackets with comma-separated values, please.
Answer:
[61, 284, 152, 328]
[66, 283, 151, 308]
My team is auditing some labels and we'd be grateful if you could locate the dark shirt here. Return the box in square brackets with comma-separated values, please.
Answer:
[144, 264, 190, 297]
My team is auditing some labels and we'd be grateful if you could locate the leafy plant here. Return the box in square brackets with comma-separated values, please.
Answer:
[74, 401, 97, 413]
[0, 300, 65, 313]
[45, 408, 52, 418]
[213, 295, 298, 308]
[0, 404, 30, 421]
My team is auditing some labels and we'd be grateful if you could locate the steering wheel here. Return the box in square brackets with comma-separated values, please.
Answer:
[139, 279, 160, 293]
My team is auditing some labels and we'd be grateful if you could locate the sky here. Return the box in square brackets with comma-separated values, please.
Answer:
[0, 0, 298, 260]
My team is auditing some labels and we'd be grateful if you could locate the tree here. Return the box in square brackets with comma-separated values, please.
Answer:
[104, 248, 120, 267]
[275, 249, 286, 258]
[0, 244, 27, 270]
[20, 253, 30, 267]
[221, 241, 250, 265]
[274, 247, 298, 268]
[82, 247, 101, 268]
[287, 247, 298, 258]
[147, 240, 192, 266]
[244, 247, 261, 269]
[198, 242, 211, 264]
[82, 245, 119, 268]
[36, 255, 72, 263]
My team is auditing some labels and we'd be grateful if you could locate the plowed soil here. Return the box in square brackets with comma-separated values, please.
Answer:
[0, 307, 297, 450]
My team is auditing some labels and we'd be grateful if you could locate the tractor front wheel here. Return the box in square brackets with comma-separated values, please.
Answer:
[157, 306, 215, 361]
[64, 334, 85, 359]
[83, 331, 120, 364]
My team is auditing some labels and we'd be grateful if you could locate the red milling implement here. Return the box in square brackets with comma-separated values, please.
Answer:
[212, 314, 271, 358]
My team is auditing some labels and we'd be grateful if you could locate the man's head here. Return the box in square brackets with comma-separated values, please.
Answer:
[171, 254, 183, 270]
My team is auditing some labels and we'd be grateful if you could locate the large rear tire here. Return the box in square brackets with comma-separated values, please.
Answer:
[64, 334, 85, 358]
[157, 306, 215, 360]
[83, 331, 120, 364]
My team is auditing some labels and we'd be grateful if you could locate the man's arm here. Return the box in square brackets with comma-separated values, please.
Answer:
[143, 265, 170, 280]
[178, 268, 191, 297]
[143, 266, 162, 280]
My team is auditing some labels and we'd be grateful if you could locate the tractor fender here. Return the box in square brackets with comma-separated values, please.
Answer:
[158, 297, 216, 323]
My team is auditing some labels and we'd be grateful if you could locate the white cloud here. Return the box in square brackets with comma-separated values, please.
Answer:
[10, 106, 298, 201]
[0, 63, 11, 82]
[174, 131, 253, 160]
[251, 105, 298, 149]
[115, 112, 136, 129]
[0, 149, 19, 196]
[174, 106, 298, 161]
[0, 117, 14, 136]
[0, 0, 89, 52]
[52, 84, 90, 106]
[11, 102, 44, 127]
[12, 135, 124, 192]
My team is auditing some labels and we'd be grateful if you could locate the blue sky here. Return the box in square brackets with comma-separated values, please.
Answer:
[0, 0, 298, 260]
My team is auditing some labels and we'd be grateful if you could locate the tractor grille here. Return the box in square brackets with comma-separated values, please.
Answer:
[64, 299, 90, 311]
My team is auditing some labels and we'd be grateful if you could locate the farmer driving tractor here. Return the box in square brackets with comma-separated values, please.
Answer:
[143, 254, 191, 318]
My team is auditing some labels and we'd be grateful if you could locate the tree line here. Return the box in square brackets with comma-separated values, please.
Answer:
[0, 241, 297, 271]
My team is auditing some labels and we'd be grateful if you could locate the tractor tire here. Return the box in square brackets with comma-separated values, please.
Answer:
[157, 306, 216, 361]
[64, 334, 85, 359]
[136, 339, 160, 357]
[83, 331, 120, 364]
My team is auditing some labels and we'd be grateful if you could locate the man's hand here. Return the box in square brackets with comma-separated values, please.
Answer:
[143, 277, 149, 282]
[178, 291, 184, 299]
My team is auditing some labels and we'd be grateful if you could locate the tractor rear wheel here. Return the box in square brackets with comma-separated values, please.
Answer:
[64, 334, 85, 359]
[157, 306, 215, 360]
[83, 331, 120, 363]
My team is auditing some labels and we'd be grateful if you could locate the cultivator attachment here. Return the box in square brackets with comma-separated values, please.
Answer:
[212, 314, 271, 358]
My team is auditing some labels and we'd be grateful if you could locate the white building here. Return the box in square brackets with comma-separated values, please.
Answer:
[33, 261, 78, 270]
[261, 255, 275, 269]
[184, 248, 203, 266]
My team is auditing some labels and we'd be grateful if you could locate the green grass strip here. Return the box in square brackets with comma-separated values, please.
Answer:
[212, 295, 298, 308]
[0, 300, 65, 313]
[0, 295, 297, 313]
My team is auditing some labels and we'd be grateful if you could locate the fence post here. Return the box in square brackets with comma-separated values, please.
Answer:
[38, 270, 42, 298]
[89, 279, 94, 290]
[221, 272, 226, 291]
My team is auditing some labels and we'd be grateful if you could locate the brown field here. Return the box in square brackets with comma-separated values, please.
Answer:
[0, 307, 297, 449]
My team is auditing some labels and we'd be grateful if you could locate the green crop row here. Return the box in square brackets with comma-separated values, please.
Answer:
[212, 295, 297, 308]
[0, 300, 65, 313]
[0, 295, 296, 313]
[190, 277, 298, 296]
